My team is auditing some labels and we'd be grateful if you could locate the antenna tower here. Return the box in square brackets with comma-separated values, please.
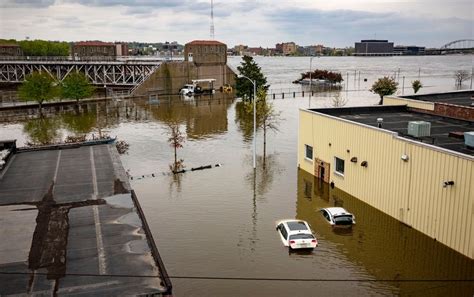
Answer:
[210, 0, 215, 39]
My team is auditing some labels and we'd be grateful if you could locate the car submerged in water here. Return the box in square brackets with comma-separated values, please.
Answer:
[320, 207, 356, 226]
[275, 220, 318, 250]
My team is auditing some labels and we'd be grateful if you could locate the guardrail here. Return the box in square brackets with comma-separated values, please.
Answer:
[0, 55, 185, 62]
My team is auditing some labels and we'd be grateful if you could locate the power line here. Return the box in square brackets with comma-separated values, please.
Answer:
[0, 271, 472, 282]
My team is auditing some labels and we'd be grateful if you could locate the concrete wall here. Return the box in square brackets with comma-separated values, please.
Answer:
[298, 109, 474, 258]
[133, 62, 235, 96]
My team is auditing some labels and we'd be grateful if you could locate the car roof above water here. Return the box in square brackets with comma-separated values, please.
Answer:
[284, 220, 309, 231]
[324, 207, 352, 216]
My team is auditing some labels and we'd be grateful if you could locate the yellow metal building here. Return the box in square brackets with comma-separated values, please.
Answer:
[298, 105, 473, 259]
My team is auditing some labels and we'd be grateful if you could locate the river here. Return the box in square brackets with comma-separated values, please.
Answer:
[0, 55, 473, 296]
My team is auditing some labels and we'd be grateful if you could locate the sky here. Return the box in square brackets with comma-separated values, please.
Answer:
[0, 0, 472, 48]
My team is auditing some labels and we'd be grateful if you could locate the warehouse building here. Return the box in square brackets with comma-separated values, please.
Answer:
[298, 91, 473, 258]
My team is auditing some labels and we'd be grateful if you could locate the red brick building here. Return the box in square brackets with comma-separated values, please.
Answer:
[72, 41, 116, 57]
[0, 44, 23, 56]
[184, 40, 227, 66]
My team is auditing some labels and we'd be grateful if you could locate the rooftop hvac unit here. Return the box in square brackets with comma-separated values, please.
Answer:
[408, 121, 431, 137]
[465, 132, 474, 147]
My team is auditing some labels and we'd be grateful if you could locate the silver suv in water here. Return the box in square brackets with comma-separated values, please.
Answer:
[320, 207, 356, 226]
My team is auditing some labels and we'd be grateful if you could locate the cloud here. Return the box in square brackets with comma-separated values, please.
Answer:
[0, 0, 55, 8]
[0, 0, 472, 47]
[264, 7, 474, 47]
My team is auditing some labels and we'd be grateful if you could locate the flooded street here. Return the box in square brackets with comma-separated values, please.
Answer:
[1, 56, 473, 296]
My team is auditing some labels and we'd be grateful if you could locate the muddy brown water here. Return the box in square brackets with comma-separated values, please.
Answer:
[1, 56, 473, 296]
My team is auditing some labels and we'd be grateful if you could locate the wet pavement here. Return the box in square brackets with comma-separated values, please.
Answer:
[0, 144, 170, 296]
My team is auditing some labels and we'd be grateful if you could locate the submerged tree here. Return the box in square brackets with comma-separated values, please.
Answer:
[235, 55, 269, 99]
[241, 87, 282, 165]
[256, 88, 281, 162]
[61, 72, 95, 106]
[167, 122, 185, 173]
[411, 80, 423, 94]
[331, 92, 348, 107]
[370, 76, 398, 105]
[19, 71, 58, 115]
[454, 70, 470, 88]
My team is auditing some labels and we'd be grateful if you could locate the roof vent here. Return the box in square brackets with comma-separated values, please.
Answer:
[377, 118, 383, 128]
[465, 132, 474, 148]
[408, 121, 431, 137]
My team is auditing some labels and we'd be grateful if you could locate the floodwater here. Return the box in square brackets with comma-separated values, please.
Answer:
[0, 56, 473, 296]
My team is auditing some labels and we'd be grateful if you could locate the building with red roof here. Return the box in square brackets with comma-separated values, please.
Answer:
[72, 41, 116, 57]
[0, 44, 22, 56]
[184, 40, 227, 66]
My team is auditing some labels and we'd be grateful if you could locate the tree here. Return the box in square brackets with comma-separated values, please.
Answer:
[19, 71, 58, 115]
[412, 80, 423, 94]
[243, 87, 282, 164]
[454, 70, 470, 87]
[18, 40, 69, 56]
[370, 76, 398, 105]
[331, 93, 348, 107]
[61, 72, 95, 105]
[235, 55, 269, 99]
[167, 122, 185, 173]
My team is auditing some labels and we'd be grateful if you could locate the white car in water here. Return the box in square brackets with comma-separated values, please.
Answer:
[320, 207, 356, 226]
[275, 220, 318, 250]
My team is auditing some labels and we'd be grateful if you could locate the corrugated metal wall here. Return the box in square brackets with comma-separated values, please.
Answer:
[298, 109, 474, 259]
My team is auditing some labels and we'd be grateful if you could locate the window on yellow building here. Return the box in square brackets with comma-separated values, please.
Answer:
[305, 145, 313, 160]
[335, 157, 345, 176]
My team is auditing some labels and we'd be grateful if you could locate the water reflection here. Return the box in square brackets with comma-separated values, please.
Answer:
[146, 94, 234, 140]
[245, 154, 283, 197]
[297, 169, 474, 296]
[23, 117, 61, 145]
[61, 110, 97, 139]
[234, 101, 254, 143]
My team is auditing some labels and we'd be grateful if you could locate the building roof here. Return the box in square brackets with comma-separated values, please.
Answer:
[74, 41, 115, 46]
[402, 90, 474, 107]
[0, 145, 171, 296]
[186, 40, 226, 46]
[309, 105, 474, 157]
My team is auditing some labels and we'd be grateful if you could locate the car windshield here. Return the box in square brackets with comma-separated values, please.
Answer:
[287, 221, 309, 231]
[334, 215, 353, 225]
[289, 234, 314, 240]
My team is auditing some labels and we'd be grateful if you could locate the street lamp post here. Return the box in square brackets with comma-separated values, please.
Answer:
[309, 56, 314, 108]
[308, 55, 320, 108]
[238, 75, 257, 169]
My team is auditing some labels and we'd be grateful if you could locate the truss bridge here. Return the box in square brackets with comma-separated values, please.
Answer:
[0, 59, 162, 89]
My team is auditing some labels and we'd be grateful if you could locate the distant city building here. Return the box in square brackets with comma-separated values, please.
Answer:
[245, 47, 264, 56]
[393, 46, 426, 55]
[264, 48, 277, 56]
[115, 43, 129, 56]
[275, 43, 283, 54]
[72, 41, 116, 57]
[0, 44, 22, 56]
[354, 39, 394, 56]
[184, 40, 227, 66]
[281, 42, 297, 55]
[233, 44, 247, 55]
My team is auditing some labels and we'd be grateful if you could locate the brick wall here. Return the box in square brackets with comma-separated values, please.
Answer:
[409, 103, 473, 122]
[434, 103, 474, 121]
